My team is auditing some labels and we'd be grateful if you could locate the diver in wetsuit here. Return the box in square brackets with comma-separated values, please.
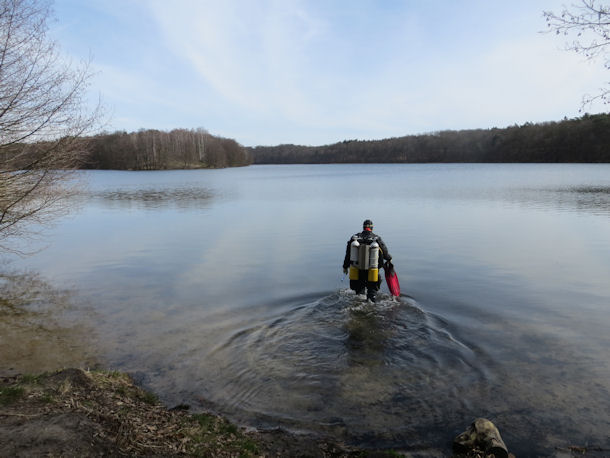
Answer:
[342, 219, 392, 302]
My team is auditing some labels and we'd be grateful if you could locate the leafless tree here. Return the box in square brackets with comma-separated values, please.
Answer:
[86, 128, 251, 170]
[0, 0, 99, 253]
[544, 0, 610, 106]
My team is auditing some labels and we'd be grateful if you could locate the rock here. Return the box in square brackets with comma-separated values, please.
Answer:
[169, 403, 190, 411]
[46, 368, 93, 391]
[453, 418, 509, 458]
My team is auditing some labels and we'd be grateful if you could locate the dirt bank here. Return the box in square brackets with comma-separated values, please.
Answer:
[0, 368, 389, 457]
[0, 270, 395, 456]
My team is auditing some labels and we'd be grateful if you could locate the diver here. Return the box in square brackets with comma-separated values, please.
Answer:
[342, 219, 392, 302]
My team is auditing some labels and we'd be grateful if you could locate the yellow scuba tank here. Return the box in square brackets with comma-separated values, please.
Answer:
[367, 241, 379, 282]
[349, 237, 360, 280]
[349, 236, 381, 282]
[358, 240, 370, 275]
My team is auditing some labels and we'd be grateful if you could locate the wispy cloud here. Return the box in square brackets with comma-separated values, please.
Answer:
[54, 0, 609, 145]
[149, 1, 327, 118]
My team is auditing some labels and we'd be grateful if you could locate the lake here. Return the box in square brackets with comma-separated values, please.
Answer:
[6, 164, 610, 455]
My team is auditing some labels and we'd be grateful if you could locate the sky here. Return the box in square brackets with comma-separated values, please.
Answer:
[50, 0, 609, 147]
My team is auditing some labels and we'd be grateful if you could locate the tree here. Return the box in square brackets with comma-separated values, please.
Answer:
[85, 128, 251, 170]
[247, 113, 610, 164]
[544, 0, 610, 105]
[0, 0, 98, 252]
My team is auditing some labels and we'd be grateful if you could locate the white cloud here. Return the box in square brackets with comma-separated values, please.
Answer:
[80, 0, 609, 143]
[364, 32, 610, 135]
[149, 1, 316, 117]
[149, 1, 423, 130]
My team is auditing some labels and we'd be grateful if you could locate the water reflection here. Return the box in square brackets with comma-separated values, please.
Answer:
[360, 164, 610, 215]
[0, 267, 97, 375]
[550, 185, 610, 214]
[487, 185, 610, 215]
[8, 165, 610, 455]
[415, 183, 610, 216]
[85, 185, 214, 210]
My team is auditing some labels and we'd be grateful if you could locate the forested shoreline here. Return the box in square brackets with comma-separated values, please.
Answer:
[248, 113, 610, 164]
[16, 113, 609, 172]
[83, 128, 252, 170]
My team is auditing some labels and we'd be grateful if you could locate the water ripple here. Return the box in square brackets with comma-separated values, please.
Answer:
[195, 290, 491, 447]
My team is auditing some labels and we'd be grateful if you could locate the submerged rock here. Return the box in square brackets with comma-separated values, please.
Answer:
[453, 418, 509, 458]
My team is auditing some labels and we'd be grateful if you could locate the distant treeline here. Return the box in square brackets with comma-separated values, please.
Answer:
[248, 113, 610, 164]
[84, 128, 252, 170]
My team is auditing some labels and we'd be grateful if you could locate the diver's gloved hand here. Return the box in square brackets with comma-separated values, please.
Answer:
[343, 267, 348, 275]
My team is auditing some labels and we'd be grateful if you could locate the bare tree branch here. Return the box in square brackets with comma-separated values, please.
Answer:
[0, 0, 100, 254]
[544, 0, 610, 107]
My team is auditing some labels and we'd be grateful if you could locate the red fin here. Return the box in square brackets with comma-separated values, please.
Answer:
[384, 263, 401, 296]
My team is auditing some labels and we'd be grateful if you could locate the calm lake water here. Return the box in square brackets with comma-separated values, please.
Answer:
[7, 164, 610, 455]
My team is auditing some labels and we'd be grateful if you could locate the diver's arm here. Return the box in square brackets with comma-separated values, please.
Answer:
[343, 240, 351, 269]
[377, 237, 392, 262]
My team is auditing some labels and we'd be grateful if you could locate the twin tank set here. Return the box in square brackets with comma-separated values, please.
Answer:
[348, 237, 380, 282]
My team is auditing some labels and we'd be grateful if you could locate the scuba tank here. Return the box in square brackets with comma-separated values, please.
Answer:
[358, 240, 370, 274]
[367, 241, 379, 282]
[349, 236, 380, 282]
[349, 237, 360, 280]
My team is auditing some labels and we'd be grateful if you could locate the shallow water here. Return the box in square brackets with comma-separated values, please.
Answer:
[6, 164, 610, 455]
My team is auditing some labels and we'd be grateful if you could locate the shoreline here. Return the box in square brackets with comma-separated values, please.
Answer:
[0, 367, 403, 457]
[1, 270, 602, 457]
[2, 368, 607, 457]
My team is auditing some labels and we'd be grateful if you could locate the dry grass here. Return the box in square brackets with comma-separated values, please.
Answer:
[0, 368, 261, 456]
[0, 368, 369, 457]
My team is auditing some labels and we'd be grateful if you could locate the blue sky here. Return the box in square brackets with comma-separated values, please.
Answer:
[51, 0, 608, 147]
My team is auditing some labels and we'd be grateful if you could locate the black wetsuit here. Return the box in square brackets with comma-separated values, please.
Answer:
[342, 230, 392, 301]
